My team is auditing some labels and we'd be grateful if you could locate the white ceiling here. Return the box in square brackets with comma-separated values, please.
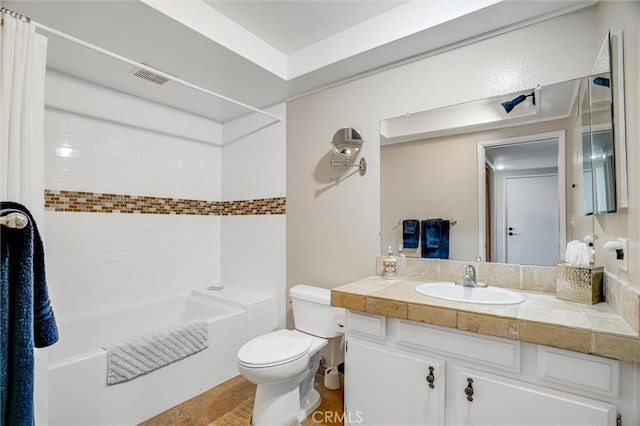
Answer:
[202, 0, 410, 55]
[4, 0, 595, 123]
[486, 139, 559, 171]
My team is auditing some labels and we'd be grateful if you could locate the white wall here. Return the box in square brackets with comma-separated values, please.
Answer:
[43, 71, 223, 320]
[592, 1, 640, 283]
[221, 103, 287, 328]
[287, 6, 602, 295]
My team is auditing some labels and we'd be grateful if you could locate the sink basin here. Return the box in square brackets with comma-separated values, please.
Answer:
[415, 282, 524, 305]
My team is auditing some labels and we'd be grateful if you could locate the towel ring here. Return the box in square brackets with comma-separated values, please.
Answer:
[0, 210, 29, 229]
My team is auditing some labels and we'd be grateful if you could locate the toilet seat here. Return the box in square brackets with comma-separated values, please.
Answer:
[237, 330, 312, 368]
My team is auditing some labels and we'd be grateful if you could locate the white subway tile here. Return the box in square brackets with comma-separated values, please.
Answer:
[45, 109, 221, 200]
[222, 103, 286, 201]
[44, 212, 221, 320]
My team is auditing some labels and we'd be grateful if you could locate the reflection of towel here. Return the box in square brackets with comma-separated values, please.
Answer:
[565, 240, 594, 266]
[1, 202, 59, 426]
[421, 219, 450, 259]
[425, 219, 441, 248]
[104, 320, 208, 385]
[402, 220, 420, 249]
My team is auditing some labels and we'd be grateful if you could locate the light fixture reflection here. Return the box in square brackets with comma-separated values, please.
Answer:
[501, 92, 535, 114]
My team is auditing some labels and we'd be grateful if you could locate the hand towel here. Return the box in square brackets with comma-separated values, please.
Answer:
[421, 219, 451, 259]
[402, 220, 420, 249]
[1, 202, 58, 426]
[424, 219, 441, 248]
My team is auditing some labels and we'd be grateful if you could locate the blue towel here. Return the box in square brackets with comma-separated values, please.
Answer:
[1, 202, 58, 426]
[421, 219, 450, 259]
[402, 220, 420, 249]
[425, 219, 441, 248]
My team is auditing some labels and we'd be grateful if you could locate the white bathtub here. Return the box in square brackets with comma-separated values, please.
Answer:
[47, 295, 246, 425]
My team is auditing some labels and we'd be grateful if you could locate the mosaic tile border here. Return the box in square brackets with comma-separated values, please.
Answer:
[44, 190, 285, 216]
[221, 198, 286, 216]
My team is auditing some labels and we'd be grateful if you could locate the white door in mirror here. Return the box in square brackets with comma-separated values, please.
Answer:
[415, 283, 524, 305]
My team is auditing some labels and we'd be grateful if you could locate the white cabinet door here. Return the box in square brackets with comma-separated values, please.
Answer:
[345, 340, 444, 426]
[455, 369, 617, 426]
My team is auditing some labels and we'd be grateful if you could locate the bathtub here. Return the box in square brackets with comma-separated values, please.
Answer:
[47, 295, 246, 425]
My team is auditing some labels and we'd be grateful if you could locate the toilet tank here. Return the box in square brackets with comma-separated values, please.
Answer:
[290, 285, 345, 338]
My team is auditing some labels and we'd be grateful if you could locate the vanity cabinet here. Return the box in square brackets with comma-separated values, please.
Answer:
[345, 340, 444, 425]
[454, 368, 616, 425]
[344, 311, 629, 426]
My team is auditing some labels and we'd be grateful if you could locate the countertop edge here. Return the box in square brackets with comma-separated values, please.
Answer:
[331, 278, 640, 364]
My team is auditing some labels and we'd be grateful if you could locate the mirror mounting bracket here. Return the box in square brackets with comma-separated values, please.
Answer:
[331, 157, 367, 176]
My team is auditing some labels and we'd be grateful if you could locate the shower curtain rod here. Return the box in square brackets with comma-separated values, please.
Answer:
[28, 20, 283, 122]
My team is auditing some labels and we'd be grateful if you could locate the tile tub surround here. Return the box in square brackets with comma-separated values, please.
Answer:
[331, 276, 640, 363]
[45, 189, 286, 216]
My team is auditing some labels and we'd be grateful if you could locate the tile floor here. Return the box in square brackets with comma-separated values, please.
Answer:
[140, 374, 344, 426]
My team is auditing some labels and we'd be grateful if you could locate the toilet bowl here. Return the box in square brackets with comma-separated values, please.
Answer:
[236, 285, 344, 425]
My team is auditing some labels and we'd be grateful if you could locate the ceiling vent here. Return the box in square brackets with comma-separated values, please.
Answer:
[129, 64, 171, 85]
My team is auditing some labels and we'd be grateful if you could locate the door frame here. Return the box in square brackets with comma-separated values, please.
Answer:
[477, 130, 566, 264]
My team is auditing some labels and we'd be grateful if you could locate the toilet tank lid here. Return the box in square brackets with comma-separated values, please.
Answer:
[290, 285, 330, 305]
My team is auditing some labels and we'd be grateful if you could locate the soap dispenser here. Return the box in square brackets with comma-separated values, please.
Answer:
[382, 246, 398, 280]
[397, 244, 407, 278]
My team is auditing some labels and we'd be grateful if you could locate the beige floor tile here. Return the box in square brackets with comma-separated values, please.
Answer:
[139, 407, 199, 426]
[140, 374, 343, 426]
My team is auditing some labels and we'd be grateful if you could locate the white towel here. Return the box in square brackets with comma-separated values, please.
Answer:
[104, 320, 208, 385]
[565, 240, 594, 267]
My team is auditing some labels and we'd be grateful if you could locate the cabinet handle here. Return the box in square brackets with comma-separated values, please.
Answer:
[465, 378, 474, 401]
[426, 366, 435, 389]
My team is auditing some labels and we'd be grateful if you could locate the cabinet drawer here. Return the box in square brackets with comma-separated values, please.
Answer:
[537, 346, 620, 397]
[396, 320, 521, 372]
[347, 311, 386, 340]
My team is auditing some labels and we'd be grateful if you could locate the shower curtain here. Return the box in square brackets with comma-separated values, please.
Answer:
[1, 11, 47, 210]
[0, 10, 49, 425]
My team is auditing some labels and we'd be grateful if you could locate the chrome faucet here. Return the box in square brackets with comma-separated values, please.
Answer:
[455, 264, 487, 288]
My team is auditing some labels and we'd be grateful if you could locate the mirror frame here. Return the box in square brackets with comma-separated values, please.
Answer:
[477, 130, 566, 264]
[610, 31, 628, 208]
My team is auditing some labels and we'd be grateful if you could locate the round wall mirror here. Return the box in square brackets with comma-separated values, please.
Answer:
[331, 127, 363, 158]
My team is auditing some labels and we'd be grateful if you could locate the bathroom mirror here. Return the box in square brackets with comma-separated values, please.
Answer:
[330, 127, 367, 176]
[331, 127, 363, 158]
[582, 72, 616, 215]
[380, 73, 618, 266]
[379, 32, 626, 266]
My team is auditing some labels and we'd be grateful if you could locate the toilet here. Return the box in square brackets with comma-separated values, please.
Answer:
[237, 285, 344, 425]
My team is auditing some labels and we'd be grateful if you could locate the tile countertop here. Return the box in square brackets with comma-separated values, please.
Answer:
[331, 276, 640, 364]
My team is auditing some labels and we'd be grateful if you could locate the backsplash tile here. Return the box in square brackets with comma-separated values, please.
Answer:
[605, 274, 640, 334]
[477, 262, 521, 289]
[375, 257, 554, 292]
[406, 258, 439, 281]
[372, 257, 639, 335]
[45, 189, 286, 216]
[440, 260, 477, 282]
[521, 265, 557, 292]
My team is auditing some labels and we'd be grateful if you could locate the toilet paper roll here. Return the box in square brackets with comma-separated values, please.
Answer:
[324, 367, 341, 390]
